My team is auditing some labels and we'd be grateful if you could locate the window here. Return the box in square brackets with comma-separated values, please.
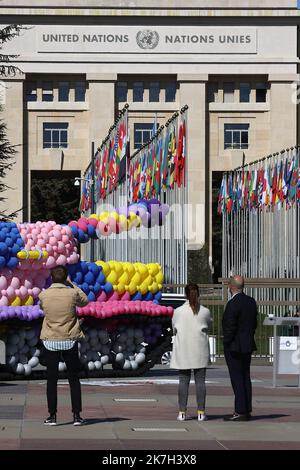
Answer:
[58, 81, 69, 102]
[165, 81, 176, 102]
[256, 83, 267, 103]
[149, 81, 160, 102]
[75, 81, 86, 102]
[116, 81, 127, 102]
[208, 82, 218, 103]
[240, 83, 250, 103]
[223, 82, 234, 103]
[43, 122, 68, 149]
[42, 82, 53, 102]
[26, 82, 37, 102]
[134, 122, 159, 149]
[133, 82, 144, 102]
[224, 123, 249, 150]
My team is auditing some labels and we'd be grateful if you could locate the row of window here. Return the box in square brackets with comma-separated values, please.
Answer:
[42, 121, 249, 150]
[116, 81, 177, 103]
[27, 81, 86, 102]
[208, 82, 267, 103]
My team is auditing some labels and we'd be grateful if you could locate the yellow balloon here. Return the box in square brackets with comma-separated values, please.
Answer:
[107, 270, 117, 285]
[138, 265, 148, 281]
[95, 260, 110, 276]
[124, 263, 135, 277]
[149, 282, 159, 294]
[114, 261, 123, 276]
[128, 281, 138, 295]
[17, 251, 27, 260]
[148, 263, 159, 276]
[89, 213, 98, 219]
[119, 272, 129, 285]
[155, 271, 164, 284]
[131, 272, 141, 286]
[11, 296, 21, 306]
[117, 283, 126, 295]
[24, 295, 34, 306]
[110, 211, 119, 222]
[158, 283, 163, 290]
[119, 215, 128, 230]
[139, 280, 148, 295]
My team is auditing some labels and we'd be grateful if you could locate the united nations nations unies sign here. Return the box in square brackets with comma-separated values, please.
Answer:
[38, 26, 257, 54]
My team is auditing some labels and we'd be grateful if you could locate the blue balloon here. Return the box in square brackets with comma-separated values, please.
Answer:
[87, 292, 96, 302]
[103, 282, 113, 294]
[84, 271, 94, 284]
[81, 282, 90, 294]
[132, 292, 143, 301]
[16, 237, 24, 247]
[0, 242, 7, 255]
[153, 299, 159, 305]
[82, 233, 89, 243]
[87, 224, 96, 237]
[96, 272, 106, 285]
[5, 237, 13, 248]
[93, 282, 101, 294]
[144, 292, 154, 301]
[0, 232, 5, 242]
[0, 256, 5, 267]
[80, 262, 89, 274]
[89, 263, 99, 275]
[11, 243, 20, 256]
[74, 272, 83, 284]
[70, 225, 79, 238]
[67, 262, 79, 276]
[88, 285, 95, 293]
[6, 257, 18, 269]
[154, 291, 162, 301]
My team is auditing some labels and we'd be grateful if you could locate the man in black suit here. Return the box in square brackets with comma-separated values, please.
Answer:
[222, 275, 258, 422]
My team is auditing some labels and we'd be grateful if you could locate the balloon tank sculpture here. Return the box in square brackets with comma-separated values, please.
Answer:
[0, 200, 173, 378]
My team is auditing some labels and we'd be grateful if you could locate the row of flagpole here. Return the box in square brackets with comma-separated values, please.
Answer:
[221, 146, 300, 315]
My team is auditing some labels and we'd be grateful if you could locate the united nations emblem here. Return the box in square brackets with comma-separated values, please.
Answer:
[136, 30, 159, 50]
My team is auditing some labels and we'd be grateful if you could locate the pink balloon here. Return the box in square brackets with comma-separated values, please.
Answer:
[61, 235, 69, 244]
[87, 218, 98, 228]
[49, 237, 57, 246]
[0, 276, 7, 290]
[31, 287, 41, 298]
[46, 256, 56, 268]
[57, 241, 65, 254]
[53, 230, 62, 240]
[96, 291, 107, 302]
[19, 286, 28, 299]
[120, 291, 131, 301]
[0, 296, 8, 306]
[10, 277, 20, 289]
[6, 286, 15, 299]
[56, 255, 67, 265]
[77, 220, 88, 232]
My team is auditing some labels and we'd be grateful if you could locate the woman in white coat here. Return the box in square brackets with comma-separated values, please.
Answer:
[170, 283, 212, 421]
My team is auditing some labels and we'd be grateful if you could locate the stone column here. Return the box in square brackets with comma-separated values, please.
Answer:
[269, 74, 298, 153]
[86, 73, 117, 149]
[178, 74, 210, 283]
[1, 74, 25, 222]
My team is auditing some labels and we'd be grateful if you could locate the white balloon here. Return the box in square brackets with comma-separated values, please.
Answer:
[94, 360, 102, 370]
[58, 362, 65, 372]
[123, 359, 131, 370]
[30, 348, 40, 357]
[101, 345, 110, 355]
[115, 353, 124, 363]
[113, 343, 123, 353]
[8, 334, 19, 345]
[20, 344, 29, 354]
[136, 346, 146, 354]
[135, 353, 146, 364]
[16, 363, 25, 374]
[19, 354, 28, 365]
[8, 355, 17, 366]
[89, 337, 99, 347]
[18, 330, 26, 340]
[28, 356, 39, 368]
[88, 329, 98, 338]
[130, 360, 139, 370]
[25, 329, 35, 340]
[27, 337, 38, 347]
[100, 355, 109, 365]
[24, 364, 32, 376]
[6, 344, 17, 355]
[87, 361, 95, 370]
[18, 339, 25, 350]
[80, 354, 88, 364]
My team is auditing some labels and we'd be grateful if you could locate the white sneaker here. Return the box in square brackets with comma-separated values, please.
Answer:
[177, 412, 186, 421]
[198, 412, 208, 422]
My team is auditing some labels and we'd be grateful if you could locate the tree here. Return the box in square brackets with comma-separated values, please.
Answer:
[0, 24, 23, 220]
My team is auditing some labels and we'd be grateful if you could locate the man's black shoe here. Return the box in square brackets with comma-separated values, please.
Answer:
[223, 413, 249, 422]
[44, 413, 57, 425]
[73, 414, 86, 426]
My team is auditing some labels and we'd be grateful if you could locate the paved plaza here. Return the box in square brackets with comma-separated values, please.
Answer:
[1, 364, 300, 450]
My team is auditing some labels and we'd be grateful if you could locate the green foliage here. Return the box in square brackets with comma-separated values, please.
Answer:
[31, 174, 80, 224]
